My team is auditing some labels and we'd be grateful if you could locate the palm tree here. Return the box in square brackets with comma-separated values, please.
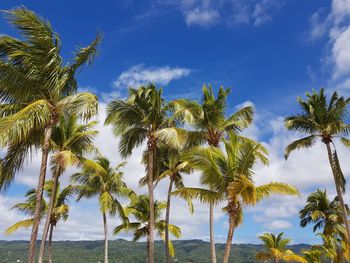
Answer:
[174, 135, 299, 263]
[5, 180, 73, 263]
[71, 157, 131, 263]
[38, 114, 98, 263]
[285, 89, 350, 240]
[169, 85, 254, 263]
[0, 8, 99, 262]
[299, 189, 348, 238]
[114, 194, 181, 259]
[155, 147, 193, 263]
[256, 232, 307, 263]
[105, 84, 172, 263]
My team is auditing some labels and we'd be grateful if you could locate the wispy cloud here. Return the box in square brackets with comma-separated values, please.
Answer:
[113, 64, 191, 88]
[184, 8, 220, 27]
[177, 0, 283, 28]
[308, 0, 350, 89]
[265, 220, 293, 230]
[122, 0, 284, 29]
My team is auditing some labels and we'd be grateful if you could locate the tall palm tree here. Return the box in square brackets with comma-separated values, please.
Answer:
[105, 84, 172, 263]
[169, 85, 254, 263]
[299, 189, 348, 238]
[174, 135, 299, 263]
[155, 147, 193, 263]
[0, 8, 99, 262]
[5, 180, 73, 263]
[38, 114, 98, 263]
[285, 89, 350, 240]
[114, 194, 181, 259]
[71, 157, 131, 263]
[256, 232, 307, 263]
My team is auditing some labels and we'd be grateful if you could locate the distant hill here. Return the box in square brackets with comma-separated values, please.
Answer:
[0, 239, 311, 263]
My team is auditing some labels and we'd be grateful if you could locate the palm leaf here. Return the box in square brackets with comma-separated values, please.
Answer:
[284, 135, 317, 160]
[4, 218, 34, 234]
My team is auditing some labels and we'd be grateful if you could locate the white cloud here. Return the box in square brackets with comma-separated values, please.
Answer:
[252, 0, 281, 26]
[113, 64, 191, 89]
[265, 220, 292, 230]
[308, 0, 350, 89]
[185, 8, 220, 27]
[163, 0, 283, 28]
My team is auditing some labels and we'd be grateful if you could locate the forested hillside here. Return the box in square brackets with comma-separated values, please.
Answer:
[0, 240, 310, 263]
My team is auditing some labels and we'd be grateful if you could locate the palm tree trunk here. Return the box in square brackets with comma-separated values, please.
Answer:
[103, 212, 109, 263]
[38, 166, 60, 263]
[325, 142, 350, 241]
[28, 126, 53, 263]
[146, 230, 150, 263]
[209, 201, 217, 263]
[165, 178, 174, 263]
[48, 223, 54, 263]
[148, 135, 156, 263]
[222, 214, 235, 263]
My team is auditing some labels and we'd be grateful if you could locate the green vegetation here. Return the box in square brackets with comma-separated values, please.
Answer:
[0, 240, 311, 263]
[256, 233, 306, 263]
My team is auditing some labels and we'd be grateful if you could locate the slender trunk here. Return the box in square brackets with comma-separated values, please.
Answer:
[210, 139, 219, 263]
[146, 230, 150, 263]
[28, 126, 53, 263]
[209, 201, 217, 263]
[103, 212, 109, 263]
[165, 178, 174, 263]
[147, 137, 156, 263]
[222, 214, 235, 263]
[325, 142, 350, 241]
[38, 167, 60, 263]
[48, 224, 54, 263]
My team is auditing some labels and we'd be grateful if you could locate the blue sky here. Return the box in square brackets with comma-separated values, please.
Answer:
[1, 0, 350, 245]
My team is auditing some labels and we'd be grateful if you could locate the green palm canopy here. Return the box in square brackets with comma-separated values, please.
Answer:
[0, 8, 100, 261]
[114, 194, 181, 257]
[256, 232, 307, 263]
[285, 88, 350, 241]
[72, 156, 132, 263]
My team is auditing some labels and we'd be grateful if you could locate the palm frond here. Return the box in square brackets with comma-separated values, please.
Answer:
[0, 100, 51, 146]
[4, 218, 34, 235]
[255, 182, 300, 202]
[284, 135, 317, 160]
[172, 187, 223, 205]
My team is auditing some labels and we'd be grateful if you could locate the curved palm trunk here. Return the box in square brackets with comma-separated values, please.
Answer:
[38, 166, 60, 263]
[209, 201, 217, 263]
[222, 214, 235, 263]
[28, 126, 53, 263]
[325, 142, 350, 241]
[147, 135, 156, 263]
[165, 178, 174, 263]
[103, 212, 109, 263]
[48, 223, 54, 263]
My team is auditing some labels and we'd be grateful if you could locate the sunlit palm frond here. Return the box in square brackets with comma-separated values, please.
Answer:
[57, 92, 98, 121]
[4, 218, 34, 235]
[172, 187, 223, 205]
[0, 100, 51, 146]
